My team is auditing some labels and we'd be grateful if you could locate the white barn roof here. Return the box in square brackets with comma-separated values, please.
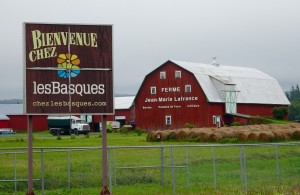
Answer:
[0, 114, 9, 120]
[114, 96, 135, 109]
[171, 60, 290, 105]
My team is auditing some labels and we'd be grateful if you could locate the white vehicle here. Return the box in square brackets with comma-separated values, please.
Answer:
[48, 116, 90, 135]
[99, 121, 120, 131]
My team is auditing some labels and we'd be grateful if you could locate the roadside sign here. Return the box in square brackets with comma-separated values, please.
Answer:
[24, 23, 113, 115]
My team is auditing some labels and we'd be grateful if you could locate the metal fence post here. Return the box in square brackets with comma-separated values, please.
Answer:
[114, 148, 117, 187]
[41, 149, 45, 195]
[108, 147, 112, 193]
[171, 146, 176, 195]
[212, 147, 217, 189]
[243, 146, 247, 192]
[68, 149, 71, 189]
[14, 153, 17, 193]
[240, 146, 245, 193]
[275, 145, 280, 188]
[160, 142, 165, 185]
[185, 146, 190, 188]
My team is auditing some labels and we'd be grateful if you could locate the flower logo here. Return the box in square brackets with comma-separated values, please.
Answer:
[57, 53, 81, 78]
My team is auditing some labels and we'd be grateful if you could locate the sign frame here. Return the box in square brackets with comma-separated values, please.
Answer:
[23, 22, 114, 115]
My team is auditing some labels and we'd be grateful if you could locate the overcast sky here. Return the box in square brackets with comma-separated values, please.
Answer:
[0, 0, 299, 99]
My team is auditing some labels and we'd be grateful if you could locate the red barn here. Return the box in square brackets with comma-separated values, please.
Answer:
[0, 114, 10, 128]
[134, 60, 290, 131]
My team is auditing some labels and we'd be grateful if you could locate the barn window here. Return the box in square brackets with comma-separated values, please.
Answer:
[160, 71, 166, 79]
[185, 85, 191, 93]
[150, 86, 156, 94]
[175, 70, 181, 78]
[165, 115, 172, 125]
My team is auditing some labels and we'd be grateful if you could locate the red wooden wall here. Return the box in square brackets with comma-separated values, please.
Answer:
[7, 115, 48, 131]
[0, 120, 9, 128]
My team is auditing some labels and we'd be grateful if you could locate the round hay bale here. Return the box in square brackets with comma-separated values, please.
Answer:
[176, 129, 190, 140]
[292, 129, 300, 140]
[280, 129, 294, 139]
[198, 132, 212, 141]
[258, 131, 275, 142]
[271, 130, 288, 141]
[287, 124, 298, 129]
[188, 129, 213, 138]
[218, 130, 237, 138]
[165, 131, 178, 140]
[248, 132, 260, 141]
[188, 129, 204, 138]
[146, 131, 157, 141]
[238, 132, 250, 141]
[147, 131, 166, 141]
[160, 131, 173, 141]
[208, 133, 224, 142]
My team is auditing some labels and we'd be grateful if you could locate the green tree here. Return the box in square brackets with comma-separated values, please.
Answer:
[272, 107, 288, 120]
[286, 84, 300, 121]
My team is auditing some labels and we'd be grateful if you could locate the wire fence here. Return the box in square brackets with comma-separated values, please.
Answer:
[1, 143, 300, 194]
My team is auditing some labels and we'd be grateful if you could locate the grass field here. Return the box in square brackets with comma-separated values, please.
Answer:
[1, 130, 300, 194]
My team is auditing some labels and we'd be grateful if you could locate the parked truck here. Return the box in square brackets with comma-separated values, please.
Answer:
[99, 121, 120, 132]
[48, 116, 90, 135]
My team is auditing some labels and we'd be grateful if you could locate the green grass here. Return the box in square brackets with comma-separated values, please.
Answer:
[259, 117, 292, 124]
[249, 116, 292, 125]
[1, 131, 300, 194]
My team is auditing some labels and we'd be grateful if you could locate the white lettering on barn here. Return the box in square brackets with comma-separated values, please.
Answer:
[161, 87, 180, 93]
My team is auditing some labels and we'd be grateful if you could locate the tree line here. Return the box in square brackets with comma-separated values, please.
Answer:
[285, 84, 300, 121]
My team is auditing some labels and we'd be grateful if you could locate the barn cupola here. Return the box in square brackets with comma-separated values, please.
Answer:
[212, 56, 220, 67]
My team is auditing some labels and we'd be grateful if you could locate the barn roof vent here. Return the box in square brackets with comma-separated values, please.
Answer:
[212, 56, 220, 67]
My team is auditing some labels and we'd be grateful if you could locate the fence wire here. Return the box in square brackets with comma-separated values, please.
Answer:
[0, 143, 300, 194]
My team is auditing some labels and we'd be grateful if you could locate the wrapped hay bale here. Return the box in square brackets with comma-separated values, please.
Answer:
[208, 132, 224, 141]
[258, 131, 276, 142]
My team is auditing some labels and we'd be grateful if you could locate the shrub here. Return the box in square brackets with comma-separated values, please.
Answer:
[272, 107, 288, 120]
[134, 128, 143, 136]
[185, 123, 194, 129]
[249, 116, 270, 125]
[119, 126, 129, 134]
[231, 122, 242, 126]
